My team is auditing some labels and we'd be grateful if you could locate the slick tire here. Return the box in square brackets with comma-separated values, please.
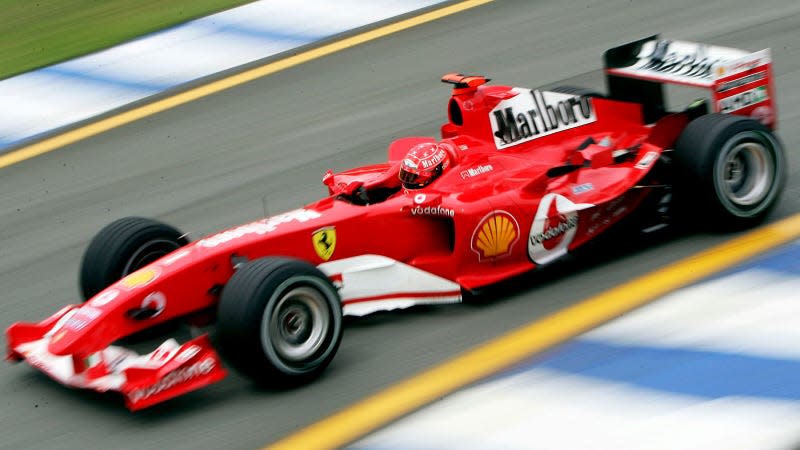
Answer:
[217, 257, 343, 387]
[672, 113, 786, 229]
[80, 217, 188, 300]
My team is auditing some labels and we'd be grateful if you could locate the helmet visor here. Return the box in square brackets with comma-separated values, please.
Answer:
[399, 169, 419, 185]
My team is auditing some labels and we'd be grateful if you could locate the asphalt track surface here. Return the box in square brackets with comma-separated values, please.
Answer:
[1, 1, 799, 449]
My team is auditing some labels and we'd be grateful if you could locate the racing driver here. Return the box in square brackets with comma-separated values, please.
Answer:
[398, 142, 455, 189]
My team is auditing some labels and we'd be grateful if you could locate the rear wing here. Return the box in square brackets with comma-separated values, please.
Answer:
[604, 35, 776, 128]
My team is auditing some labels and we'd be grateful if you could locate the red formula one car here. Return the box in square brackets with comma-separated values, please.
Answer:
[6, 36, 786, 410]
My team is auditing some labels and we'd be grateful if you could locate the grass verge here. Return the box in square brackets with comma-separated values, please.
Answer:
[0, 0, 255, 80]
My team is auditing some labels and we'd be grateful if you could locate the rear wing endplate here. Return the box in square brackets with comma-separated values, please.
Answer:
[604, 35, 776, 128]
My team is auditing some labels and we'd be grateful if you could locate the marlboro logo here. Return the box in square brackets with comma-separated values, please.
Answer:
[490, 89, 596, 149]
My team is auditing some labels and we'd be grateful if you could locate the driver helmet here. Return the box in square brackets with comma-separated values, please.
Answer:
[398, 142, 452, 189]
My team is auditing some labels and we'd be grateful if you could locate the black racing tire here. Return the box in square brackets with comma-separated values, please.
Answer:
[672, 113, 786, 229]
[551, 85, 605, 98]
[216, 257, 343, 387]
[79, 217, 188, 300]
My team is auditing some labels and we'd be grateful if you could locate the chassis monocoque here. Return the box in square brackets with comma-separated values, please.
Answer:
[6, 36, 786, 410]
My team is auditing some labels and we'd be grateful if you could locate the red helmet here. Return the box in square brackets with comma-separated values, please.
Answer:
[398, 142, 452, 189]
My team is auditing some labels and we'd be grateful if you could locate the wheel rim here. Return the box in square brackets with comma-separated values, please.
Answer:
[715, 131, 778, 216]
[122, 239, 182, 275]
[266, 285, 329, 364]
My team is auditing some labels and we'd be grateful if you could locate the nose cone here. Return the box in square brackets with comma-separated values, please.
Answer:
[46, 305, 105, 356]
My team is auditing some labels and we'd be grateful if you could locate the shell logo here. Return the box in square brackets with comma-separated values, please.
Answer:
[120, 267, 159, 290]
[471, 211, 520, 260]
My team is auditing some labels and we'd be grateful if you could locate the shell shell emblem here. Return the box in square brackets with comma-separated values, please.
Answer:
[471, 211, 520, 260]
[119, 267, 159, 290]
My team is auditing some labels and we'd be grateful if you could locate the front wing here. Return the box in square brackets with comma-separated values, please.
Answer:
[6, 305, 227, 411]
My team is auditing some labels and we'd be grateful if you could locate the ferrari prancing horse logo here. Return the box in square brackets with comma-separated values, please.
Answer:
[312, 227, 336, 261]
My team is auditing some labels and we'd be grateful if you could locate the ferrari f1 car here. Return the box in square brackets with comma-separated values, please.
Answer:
[6, 36, 786, 410]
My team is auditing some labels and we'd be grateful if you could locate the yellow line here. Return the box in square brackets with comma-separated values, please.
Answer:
[267, 213, 800, 450]
[0, 0, 493, 170]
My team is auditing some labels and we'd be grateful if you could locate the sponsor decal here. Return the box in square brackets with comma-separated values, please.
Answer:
[161, 249, 190, 266]
[105, 353, 130, 372]
[411, 205, 455, 217]
[199, 209, 322, 248]
[175, 345, 201, 364]
[312, 227, 337, 261]
[460, 164, 494, 179]
[471, 211, 520, 260]
[635, 151, 659, 169]
[715, 50, 770, 79]
[528, 193, 592, 265]
[414, 193, 427, 204]
[120, 267, 160, 290]
[79, 306, 102, 318]
[529, 215, 577, 246]
[141, 291, 166, 318]
[64, 307, 102, 331]
[716, 71, 766, 93]
[636, 40, 720, 80]
[571, 183, 593, 194]
[615, 40, 751, 84]
[612, 40, 761, 86]
[586, 218, 610, 237]
[718, 86, 768, 113]
[150, 345, 175, 363]
[89, 289, 120, 307]
[585, 194, 630, 237]
[721, 59, 761, 76]
[128, 358, 216, 403]
[420, 147, 447, 169]
[490, 89, 596, 149]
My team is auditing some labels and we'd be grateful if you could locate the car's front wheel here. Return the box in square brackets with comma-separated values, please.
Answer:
[79, 217, 189, 300]
[216, 257, 343, 387]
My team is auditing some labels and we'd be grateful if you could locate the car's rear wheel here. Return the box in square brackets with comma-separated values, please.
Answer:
[672, 113, 786, 229]
[80, 217, 189, 300]
[216, 257, 343, 387]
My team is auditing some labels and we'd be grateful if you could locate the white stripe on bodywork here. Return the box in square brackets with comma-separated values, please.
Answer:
[343, 296, 462, 317]
[318, 254, 461, 316]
